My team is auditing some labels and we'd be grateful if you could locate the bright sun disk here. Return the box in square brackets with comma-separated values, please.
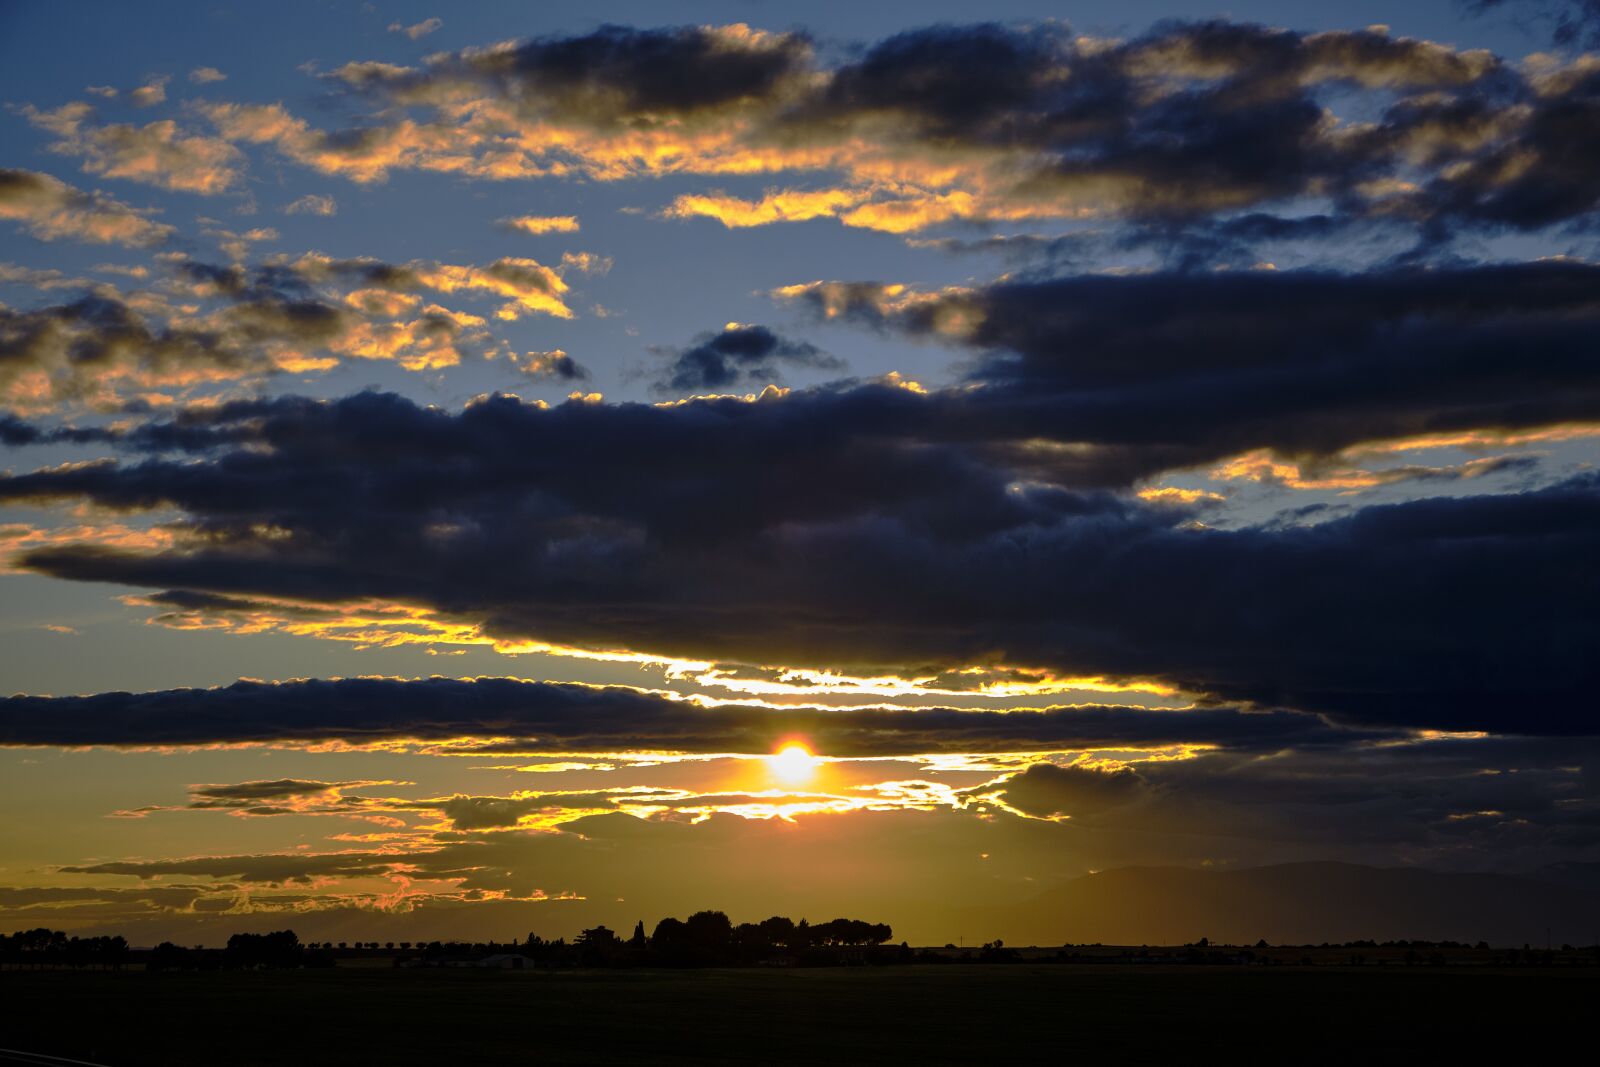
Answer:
[769, 742, 819, 783]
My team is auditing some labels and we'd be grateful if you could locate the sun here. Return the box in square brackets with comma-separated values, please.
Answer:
[768, 742, 819, 784]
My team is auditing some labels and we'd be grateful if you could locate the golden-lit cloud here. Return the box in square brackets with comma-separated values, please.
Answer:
[1, 522, 177, 574]
[0, 168, 174, 246]
[498, 214, 580, 235]
[288, 251, 574, 320]
[1136, 486, 1228, 506]
[331, 305, 484, 370]
[1210, 448, 1539, 492]
[24, 105, 245, 195]
[769, 280, 986, 337]
[414, 259, 571, 320]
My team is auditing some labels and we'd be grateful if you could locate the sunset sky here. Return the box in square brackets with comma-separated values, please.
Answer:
[2, 0, 1597, 945]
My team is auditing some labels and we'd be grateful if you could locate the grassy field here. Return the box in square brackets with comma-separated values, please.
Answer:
[2, 964, 1594, 1065]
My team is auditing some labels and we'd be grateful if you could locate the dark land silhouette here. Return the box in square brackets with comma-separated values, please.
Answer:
[3, 961, 1597, 1065]
[6, 866, 1599, 1064]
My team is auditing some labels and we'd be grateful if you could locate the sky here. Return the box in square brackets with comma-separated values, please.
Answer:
[0, 0, 1597, 946]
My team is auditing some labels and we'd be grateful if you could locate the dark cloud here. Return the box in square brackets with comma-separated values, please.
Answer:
[1402, 60, 1600, 235]
[782, 261, 1600, 480]
[654, 324, 841, 393]
[977, 762, 1147, 819]
[912, 214, 1376, 276]
[2, 368, 1595, 732]
[337, 23, 813, 123]
[808, 23, 1074, 141]
[797, 20, 1503, 227]
[300, 19, 1600, 249]
[0, 676, 1370, 753]
[0, 413, 119, 447]
[187, 779, 366, 804]
[795, 20, 1595, 242]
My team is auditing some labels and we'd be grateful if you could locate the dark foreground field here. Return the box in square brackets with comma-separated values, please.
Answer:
[3, 964, 1594, 1065]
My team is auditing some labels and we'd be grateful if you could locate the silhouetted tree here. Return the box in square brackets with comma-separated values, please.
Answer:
[684, 911, 733, 950]
[758, 916, 797, 947]
[225, 930, 303, 969]
[148, 941, 195, 971]
[575, 925, 623, 965]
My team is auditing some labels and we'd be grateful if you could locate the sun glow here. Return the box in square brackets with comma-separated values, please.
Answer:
[768, 742, 819, 784]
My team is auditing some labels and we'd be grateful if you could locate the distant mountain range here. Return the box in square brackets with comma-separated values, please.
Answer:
[966, 862, 1600, 947]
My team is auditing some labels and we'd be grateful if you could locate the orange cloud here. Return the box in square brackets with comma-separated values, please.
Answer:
[25, 105, 244, 195]
[0, 168, 174, 246]
[498, 214, 580, 235]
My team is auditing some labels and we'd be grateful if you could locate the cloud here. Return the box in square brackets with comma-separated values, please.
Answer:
[0, 884, 216, 912]
[0, 168, 174, 246]
[282, 194, 336, 216]
[129, 77, 169, 107]
[558, 251, 610, 275]
[498, 215, 579, 235]
[188, 778, 371, 803]
[0, 291, 302, 407]
[0, 675, 1375, 752]
[7, 255, 1597, 711]
[0, 381, 1595, 734]
[23, 105, 246, 195]
[653, 324, 841, 393]
[388, 18, 443, 41]
[347, 23, 813, 122]
[0, 249, 585, 406]
[22, 20, 1589, 247]
[195, 17, 1600, 251]
[508, 349, 588, 382]
[288, 251, 573, 320]
[189, 67, 227, 85]
[775, 260, 1600, 483]
[974, 762, 1148, 819]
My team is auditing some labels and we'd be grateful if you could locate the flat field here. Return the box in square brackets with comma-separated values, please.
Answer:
[1, 964, 1592, 1065]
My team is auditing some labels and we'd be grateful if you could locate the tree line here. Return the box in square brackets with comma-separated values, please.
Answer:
[1, 929, 129, 969]
[551, 911, 896, 967]
[2, 913, 897, 971]
[9, 923, 1597, 971]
